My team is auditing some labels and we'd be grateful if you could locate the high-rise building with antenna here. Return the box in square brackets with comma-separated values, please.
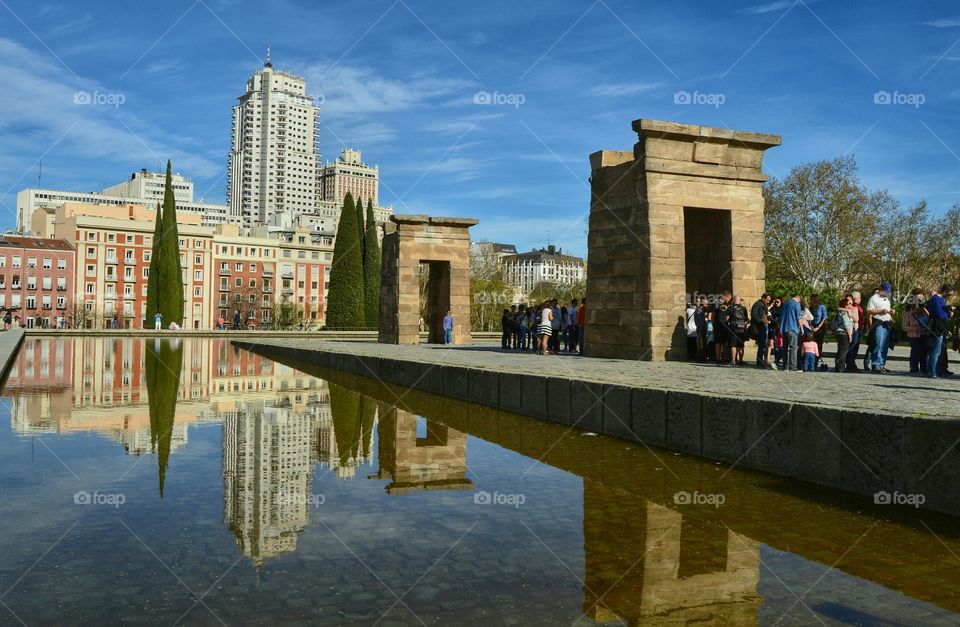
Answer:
[227, 50, 321, 228]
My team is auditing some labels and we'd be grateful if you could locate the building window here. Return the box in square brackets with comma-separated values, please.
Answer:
[194, 270, 202, 281]
[42, 258, 51, 269]
[57, 258, 66, 270]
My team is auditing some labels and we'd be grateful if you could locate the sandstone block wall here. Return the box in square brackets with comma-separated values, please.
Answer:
[378, 215, 478, 345]
[585, 119, 780, 361]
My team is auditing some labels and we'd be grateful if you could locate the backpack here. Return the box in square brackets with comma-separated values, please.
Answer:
[829, 311, 845, 334]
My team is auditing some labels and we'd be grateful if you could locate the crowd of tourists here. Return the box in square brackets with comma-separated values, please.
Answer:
[499, 298, 586, 355]
[684, 282, 957, 377]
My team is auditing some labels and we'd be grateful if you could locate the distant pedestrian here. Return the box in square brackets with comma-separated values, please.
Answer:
[154, 312, 163, 331]
[537, 302, 553, 355]
[831, 296, 856, 373]
[846, 291, 865, 372]
[233, 309, 242, 330]
[779, 294, 803, 372]
[866, 282, 895, 373]
[567, 299, 579, 353]
[217, 315, 225, 330]
[501, 308, 511, 349]
[726, 295, 749, 366]
[750, 293, 772, 368]
[442, 309, 454, 345]
[3, 312, 10, 331]
[902, 290, 928, 375]
[577, 298, 586, 355]
[684, 302, 698, 359]
[926, 284, 953, 378]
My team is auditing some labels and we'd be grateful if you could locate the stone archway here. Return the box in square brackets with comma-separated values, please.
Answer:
[379, 214, 478, 345]
[585, 119, 781, 361]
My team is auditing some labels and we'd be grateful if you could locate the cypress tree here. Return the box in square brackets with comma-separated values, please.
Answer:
[146, 338, 183, 497]
[145, 202, 163, 323]
[326, 193, 365, 328]
[158, 161, 184, 326]
[355, 196, 366, 251]
[363, 199, 381, 327]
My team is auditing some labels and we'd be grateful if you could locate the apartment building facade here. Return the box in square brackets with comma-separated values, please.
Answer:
[0, 236, 75, 328]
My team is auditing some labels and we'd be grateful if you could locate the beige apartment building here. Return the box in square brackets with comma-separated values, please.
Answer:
[32, 202, 333, 329]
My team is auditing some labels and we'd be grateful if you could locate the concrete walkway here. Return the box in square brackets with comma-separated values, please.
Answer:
[239, 338, 959, 419]
[0, 329, 24, 385]
[234, 337, 960, 516]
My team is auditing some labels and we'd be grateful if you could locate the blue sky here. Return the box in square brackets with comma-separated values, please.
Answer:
[1, 0, 959, 257]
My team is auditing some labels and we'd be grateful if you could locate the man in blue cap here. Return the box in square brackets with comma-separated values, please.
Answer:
[865, 281, 896, 373]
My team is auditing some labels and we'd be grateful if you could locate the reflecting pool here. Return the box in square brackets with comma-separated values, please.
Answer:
[1, 337, 959, 625]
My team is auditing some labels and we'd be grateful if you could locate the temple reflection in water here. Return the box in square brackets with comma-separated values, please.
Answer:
[4, 336, 769, 623]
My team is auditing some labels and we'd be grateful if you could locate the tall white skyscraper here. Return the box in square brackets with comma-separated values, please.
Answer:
[227, 51, 320, 228]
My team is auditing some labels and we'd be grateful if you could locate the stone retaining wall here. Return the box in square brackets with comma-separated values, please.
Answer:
[233, 340, 960, 517]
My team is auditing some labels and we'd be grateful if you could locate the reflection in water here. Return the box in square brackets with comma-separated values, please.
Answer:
[372, 402, 471, 494]
[5, 338, 960, 624]
[145, 338, 183, 497]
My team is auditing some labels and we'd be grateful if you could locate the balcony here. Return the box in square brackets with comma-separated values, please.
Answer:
[104, 293, 117, 300]
[105, 257, 118, 265]
[219, 284, 230, 292]
[123, 293, 136, 300]
[219, 268, 231, 276]
[105, 275, 118, 282]
[262, 269, 274, 276]
[57, 286, 66, 291]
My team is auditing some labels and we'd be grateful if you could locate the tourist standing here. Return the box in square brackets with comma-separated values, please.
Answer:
[832, 297, 856, 373]
[501, 308, 512, 349]
[3, 312, 10, 331]
[712, 293, 731, 365]
[217, 315, 225, 330]
[577, 298, 586, 354]
[926, 284, 953, 378]
[750, 293, 772, 368]
[685, 302, 698, 359]
[233, 309, 242, 330]
[154, 312, 163, 331]
[550, 299, 561, 354]
[443, 309, 454, 345]
[518, 305, 529, 350]
[537, 302, 553, 355]
[567, 299, 579, 353]
[866, 282, 896, 373]
[726, 295, 749, 366]
[780, 294, 803, 372]
[810, 294, 828, 368]
[846, 291, 864, 372]
[902, 290, 928, 375]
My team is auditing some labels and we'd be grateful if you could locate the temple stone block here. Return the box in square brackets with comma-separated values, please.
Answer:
[378, 215, 479, 345]
[585, 119, 780, 361]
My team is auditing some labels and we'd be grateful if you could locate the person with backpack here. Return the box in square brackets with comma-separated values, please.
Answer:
[927, 284, 954, 378]
[831, 297, 856, 373]
[902, 290, 928, 375]
[726, 295, 749, 366]
[750, 293, 772, 368]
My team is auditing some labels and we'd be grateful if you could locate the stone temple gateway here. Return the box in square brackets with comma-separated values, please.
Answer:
[585, 119, 781, 361]
[379, 214, 478, 346]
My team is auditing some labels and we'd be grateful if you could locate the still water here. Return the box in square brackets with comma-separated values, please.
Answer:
[1, 337, 959, 625]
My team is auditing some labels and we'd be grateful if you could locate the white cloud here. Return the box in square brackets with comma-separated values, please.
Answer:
[0, 38, 221, 200]
[590, 82, 661, 97]
[737, 0, 797, 15]
[924, 19, 960, 28]
[299, 62, 474, 117]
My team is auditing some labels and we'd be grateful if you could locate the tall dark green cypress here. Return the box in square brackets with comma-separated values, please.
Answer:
[326, 193, 365, 328]
[355, 196, 366, 251]
[145, 202, 163, 323]
[158, 161, 184, 326]
[146, 338, 183, 497]
[363, 199, 381, 327]
[145, 161, 185, 327]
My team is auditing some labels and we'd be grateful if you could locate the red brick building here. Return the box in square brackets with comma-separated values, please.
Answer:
[0, 235, 75, 328]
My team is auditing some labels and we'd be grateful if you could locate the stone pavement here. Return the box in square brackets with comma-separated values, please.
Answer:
[240, 337, 960, 420]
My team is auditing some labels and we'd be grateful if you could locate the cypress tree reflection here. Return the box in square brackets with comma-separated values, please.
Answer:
[145, 337, 184, 497]
[328, 382, 363, 467]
